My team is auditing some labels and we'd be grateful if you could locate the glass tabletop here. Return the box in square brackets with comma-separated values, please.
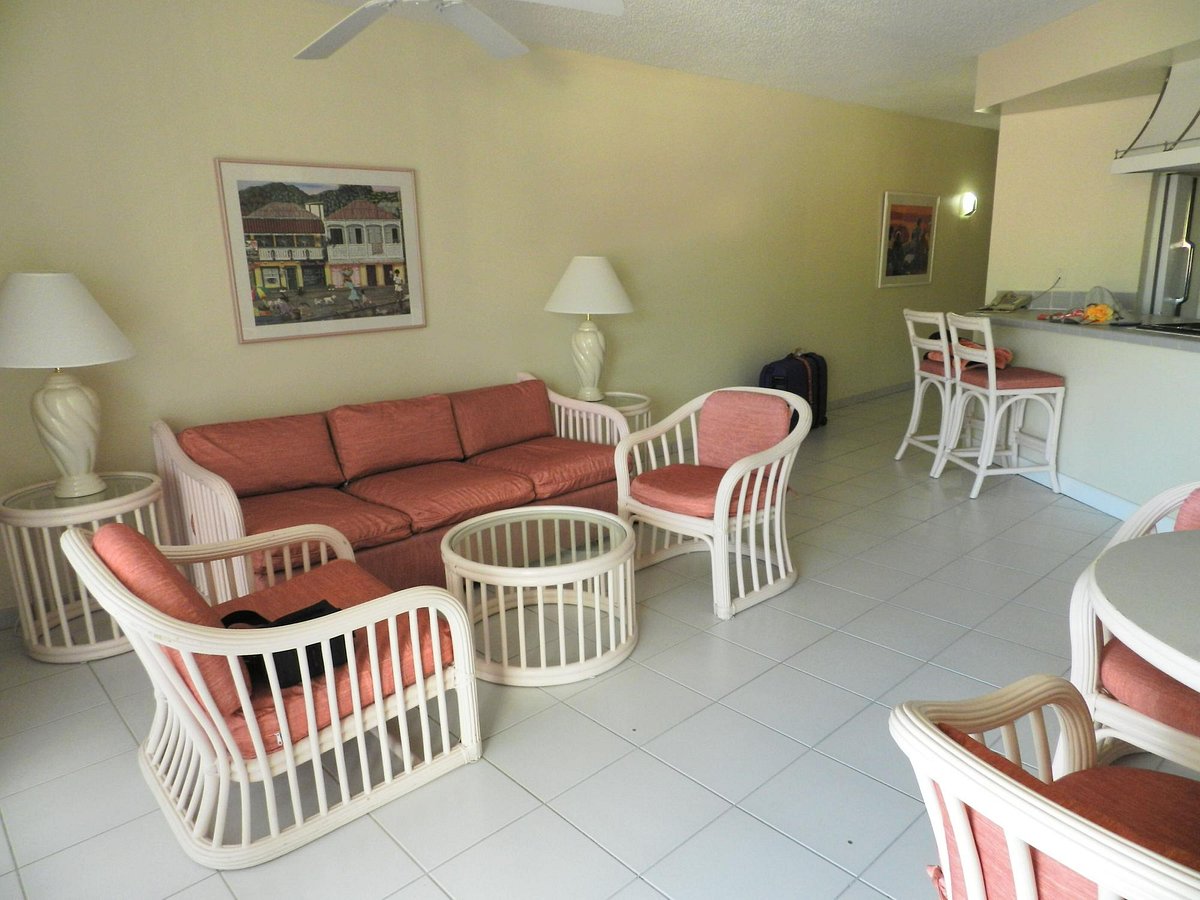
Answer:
[2, 473, 157, 512]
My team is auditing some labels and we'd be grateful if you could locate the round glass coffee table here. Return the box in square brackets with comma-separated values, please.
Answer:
[441, 506, 636, 686]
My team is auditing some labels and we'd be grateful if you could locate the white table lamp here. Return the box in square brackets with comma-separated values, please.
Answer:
[0, 273, 135, 498]
[544, 256, 633, 401]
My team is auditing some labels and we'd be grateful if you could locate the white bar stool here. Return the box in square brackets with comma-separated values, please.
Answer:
[894, 309, 954, 473]
[932, 313, 1065, 499]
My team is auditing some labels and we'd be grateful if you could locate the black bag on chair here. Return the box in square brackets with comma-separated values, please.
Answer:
[221, 600, 350, 690]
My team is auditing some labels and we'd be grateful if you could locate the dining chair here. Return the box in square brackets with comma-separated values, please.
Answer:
[891, 674, 1200, 899]
[1069, 480, 1200, 772]
[894, 309, 955, 472]
[614, 387, 812, 620]
[60, 522, 480, 869]
[932, 312, 1065, 499]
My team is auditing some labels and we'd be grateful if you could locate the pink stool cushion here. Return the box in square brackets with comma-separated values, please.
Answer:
[468, 436, 615, 499]
[346, 461, 535, 532]
[629, 463, 774, 519]
[241, 487, 413, 549]
[327, 394, 463, 480]
[918, 357, 950, 377]
[91, 524, 245, 717]
[216, 559, 454, 758]
[697, 390, 791, 470]
[1099, 638, 1200, 738]
[930, 725, 1200, 899]
[1174, 488, 1200, 532]
[449, 380, 556, 457]
[178, 413, 344, 497]
[960, 365, 1064, 390]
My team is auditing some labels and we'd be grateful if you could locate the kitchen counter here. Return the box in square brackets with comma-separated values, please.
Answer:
[979, 309, 1200, 353]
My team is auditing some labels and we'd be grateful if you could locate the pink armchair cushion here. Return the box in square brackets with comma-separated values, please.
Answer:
[214, 559, 454, 758]
[697, 390, 791, 470]
[629, 463, 774, 519]
[327, 394, 464, 481]
[468, 436, 615, 499]
[960, 365, 1064, 390]
[1174, 488, 1200, 531]
[241, 488, 413, 550]
[449, 380, 556, 457]
[178, 413, 344, 498]
[91, 524, 244, 717]
[345, 461, 536, 533]
[933, 725, 1200, 898]
[1099, 638, 1200, 739]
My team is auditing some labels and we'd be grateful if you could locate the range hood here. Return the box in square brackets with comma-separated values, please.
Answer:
[1112, 57, 1200, 175]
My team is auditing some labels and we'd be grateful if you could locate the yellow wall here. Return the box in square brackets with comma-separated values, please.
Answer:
[0, 0, 997, 613]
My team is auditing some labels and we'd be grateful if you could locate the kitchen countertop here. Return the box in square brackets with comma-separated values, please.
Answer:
[978, 309, 1200, 353]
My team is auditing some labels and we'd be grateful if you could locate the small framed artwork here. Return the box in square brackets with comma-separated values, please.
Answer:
[878, 191, 939, 288]
[216, 159, 426, 343]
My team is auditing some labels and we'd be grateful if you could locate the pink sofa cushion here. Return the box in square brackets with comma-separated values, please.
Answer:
[1175, 487, 1200, 531]
[932, 725, 1200, 898]
[326, 394, 464, 480]
[215, 559, 454, 759]
[240, 487, 413, 549]
[960, 365, 1064, 390]
[449, 380, 556, 458]
[346, 461, 536, 533]
[697, 390, 791, 470]
[91, 524, 245, 717]
[468, 436, 615, 499]
[629, 463, 774, 519]
[1099, 638, 1200, 739]
[178, 413, 344, 498]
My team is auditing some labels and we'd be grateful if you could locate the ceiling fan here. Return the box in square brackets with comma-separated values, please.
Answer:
[295, 0, 624, 61]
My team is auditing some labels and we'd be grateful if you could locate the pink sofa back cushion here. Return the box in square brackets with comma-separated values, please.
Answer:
[91, 524, 244, 717]
[178, 413, 344, 498]
[450, 380, 556, 458]
[697, 390, 791, 470]
[1175, 488, 1200, 531]
[327, 394, 464, 480]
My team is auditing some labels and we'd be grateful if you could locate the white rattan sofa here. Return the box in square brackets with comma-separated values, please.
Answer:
[61, 522, 480, 869]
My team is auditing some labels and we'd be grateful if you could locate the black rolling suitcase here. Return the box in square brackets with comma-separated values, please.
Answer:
[758, 349, 828, 428]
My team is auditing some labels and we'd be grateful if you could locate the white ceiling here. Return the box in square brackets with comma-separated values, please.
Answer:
[310, 0, 1102, 128]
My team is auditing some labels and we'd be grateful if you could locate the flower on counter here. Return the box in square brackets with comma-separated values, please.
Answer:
[1038, 303, 1121, 325]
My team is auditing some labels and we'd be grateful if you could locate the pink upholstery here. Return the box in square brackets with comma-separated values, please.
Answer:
[326, 394, 463, 480]
[449, 380, 556, 457]
[346, 461, 536, 533]
[91, 524, 244, 716]
[918, 357, 948, 376]
[697, 390, 791, 470]
[933, 725, 1200, 898]
[629, 464, 773, 518]
[960, 365, 1064, 390]
[468, 436, 615, 499]
[241, 487, 412, 549]
[1099, 639, 1200, 739]
[1175, 488, 1200, 532]
[929, 340, 1014, 370]
[215, 560, 454, 758]
[178, 413, 344, 498]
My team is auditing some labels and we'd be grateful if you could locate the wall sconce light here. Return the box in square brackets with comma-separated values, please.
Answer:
[960, 192, 979, 218]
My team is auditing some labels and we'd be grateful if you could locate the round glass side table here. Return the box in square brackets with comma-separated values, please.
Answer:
[0, 472, 164, 662]
[599, 391, 652, 431]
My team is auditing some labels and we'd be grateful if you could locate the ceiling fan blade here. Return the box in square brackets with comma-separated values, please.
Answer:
[437, 1, 528, 59]
[509, 0, 623, 14]
[295, 0, 398, 60]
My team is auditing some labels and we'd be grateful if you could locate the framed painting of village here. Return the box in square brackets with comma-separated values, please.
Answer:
[877, 191, 939, 288]
[216, 159, 425, 343]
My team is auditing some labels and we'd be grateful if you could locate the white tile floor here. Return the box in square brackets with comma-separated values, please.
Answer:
[0, 390, 1147, 899]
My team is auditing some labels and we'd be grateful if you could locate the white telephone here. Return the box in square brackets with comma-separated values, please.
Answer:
[980, 291, 1033, 312]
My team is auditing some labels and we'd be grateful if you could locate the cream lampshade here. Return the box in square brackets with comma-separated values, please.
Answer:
[544, 256, 633, 401]
[0, 273, 135, 498]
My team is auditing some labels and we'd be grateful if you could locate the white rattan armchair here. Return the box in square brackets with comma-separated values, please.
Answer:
[890, 675, 1200, 899]
[615, 387, 811, 620]
[1069, 480, 1200, 771]
[60, 523, 480, 870]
